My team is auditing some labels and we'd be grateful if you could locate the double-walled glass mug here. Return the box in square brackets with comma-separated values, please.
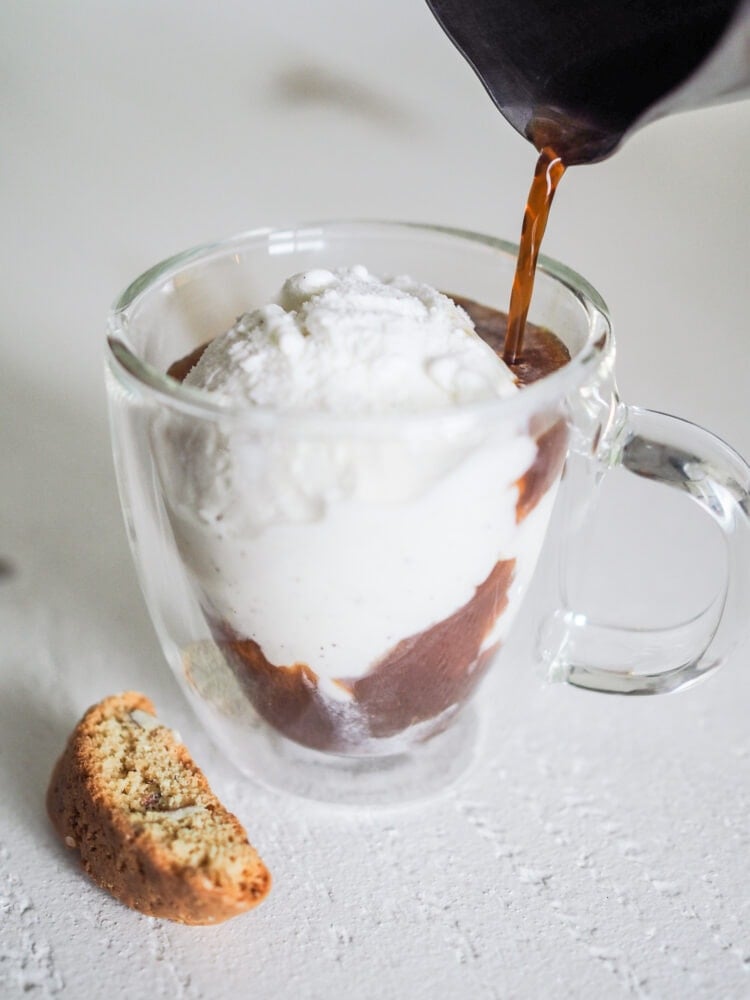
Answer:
[106, 221, 750, 804]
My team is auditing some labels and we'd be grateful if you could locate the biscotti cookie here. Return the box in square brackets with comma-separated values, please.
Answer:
[46, 691, 271, 924]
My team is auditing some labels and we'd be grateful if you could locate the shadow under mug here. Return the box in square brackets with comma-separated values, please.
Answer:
[106, 221, 750, 805]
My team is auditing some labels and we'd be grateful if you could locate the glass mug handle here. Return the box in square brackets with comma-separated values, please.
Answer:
[540, 405, 750, 694]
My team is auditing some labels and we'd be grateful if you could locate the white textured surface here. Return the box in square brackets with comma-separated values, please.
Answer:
[2, 2, 750, 998]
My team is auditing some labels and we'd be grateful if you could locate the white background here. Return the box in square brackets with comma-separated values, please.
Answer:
[2, 2, 750, 997]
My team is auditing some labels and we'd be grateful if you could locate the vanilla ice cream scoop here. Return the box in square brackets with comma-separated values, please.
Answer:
[184, 266, 518, 412]
[158, 267, 551, 699]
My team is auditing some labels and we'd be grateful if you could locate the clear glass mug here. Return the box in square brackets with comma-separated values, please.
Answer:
[106, 221, 750, 803]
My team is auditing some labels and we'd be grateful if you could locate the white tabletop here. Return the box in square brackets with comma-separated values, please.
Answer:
[3, 2, 750, 998]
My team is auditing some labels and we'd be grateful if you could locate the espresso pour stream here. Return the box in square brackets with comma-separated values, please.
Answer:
[503, 147, 565, 366]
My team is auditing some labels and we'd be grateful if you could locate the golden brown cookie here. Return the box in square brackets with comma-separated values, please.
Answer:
[46, 691, 270, 924]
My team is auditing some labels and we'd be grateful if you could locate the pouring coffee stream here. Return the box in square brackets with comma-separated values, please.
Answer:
[503, 146, 565, 366]
[426, 0, 750, 359]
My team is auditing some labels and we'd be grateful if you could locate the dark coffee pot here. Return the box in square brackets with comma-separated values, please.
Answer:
[426, 0, 750, 163]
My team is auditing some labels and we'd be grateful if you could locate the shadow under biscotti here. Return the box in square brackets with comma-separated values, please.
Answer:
[0, 670, 74, 847]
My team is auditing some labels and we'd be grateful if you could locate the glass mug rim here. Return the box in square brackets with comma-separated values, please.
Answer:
[106, 219, 614, 431]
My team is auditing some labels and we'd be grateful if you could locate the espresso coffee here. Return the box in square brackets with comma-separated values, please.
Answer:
[502, 147, 566, 365]
[167, 297, 570, 752]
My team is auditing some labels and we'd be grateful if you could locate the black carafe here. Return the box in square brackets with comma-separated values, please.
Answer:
[426, 0, 750, 163]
